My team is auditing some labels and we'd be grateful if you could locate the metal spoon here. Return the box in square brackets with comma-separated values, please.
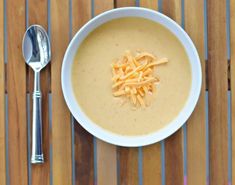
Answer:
[22, 25, 51, 164]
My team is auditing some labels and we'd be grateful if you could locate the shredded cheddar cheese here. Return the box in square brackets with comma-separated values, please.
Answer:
[111, 50, 168, 108]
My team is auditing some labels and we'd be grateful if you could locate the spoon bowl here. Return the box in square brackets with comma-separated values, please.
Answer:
[23, 25, 51, 72]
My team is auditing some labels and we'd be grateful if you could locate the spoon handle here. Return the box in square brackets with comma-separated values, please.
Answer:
[31, 71, 44, 164]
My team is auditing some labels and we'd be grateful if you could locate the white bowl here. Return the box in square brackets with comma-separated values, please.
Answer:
[61, 7, 202, 147]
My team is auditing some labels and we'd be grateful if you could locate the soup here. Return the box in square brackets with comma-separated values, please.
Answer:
[72, 17, 191, 136]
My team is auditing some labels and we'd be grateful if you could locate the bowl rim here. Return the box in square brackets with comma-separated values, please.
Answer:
[61, 7, 202, 147]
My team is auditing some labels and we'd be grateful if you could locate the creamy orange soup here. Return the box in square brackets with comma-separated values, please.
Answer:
[72, 17, 191, 136]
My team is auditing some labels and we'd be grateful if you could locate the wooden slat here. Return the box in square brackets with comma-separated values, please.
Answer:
[164, 131, 183, 185]
[93, 1, 117, 185]
[116, 0, 136, 7]
[143, 144, 161, 185]
[0, 0, 6, 184]
[162, 1, 184, 185]
[97, 140, 117, 185]
[94, 0, 113, 15]
[138, 1, 162, 185]
[231, 1, 235, 185]
[71, 1, 94, 185]
[140, 0, 158, 10]
[6, 0, 28, 184]
[74, 124, 94, 185]
[162, 0, 182, 24]
[184, 1, 206, 185]
[207, 0, 228, 184]
[115, 1, 139, 185]
[51, 0, 72, 184]
[72, 0, 91, 36]
[119, 147, 139, 185]
[28, 0, 50, 184]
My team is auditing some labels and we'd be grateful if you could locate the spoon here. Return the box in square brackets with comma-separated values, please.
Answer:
[22, 25, 51, 164]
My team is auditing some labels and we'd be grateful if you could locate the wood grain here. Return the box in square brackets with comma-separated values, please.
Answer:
[51, 0, 72, 184]
[0, 0, 6, 184]
[207, 0, 228, 184]
[115, 1, 139, 185]
[74, 124, 94, 185]
[28, 0, 50, 184]
[139, 1, 162, 185]
[184, 1, 206, 185]
[231, 1, 235, 184]
[143, 144, 161, 185]
[162, 0, 181, 25]
[116, 0, 136, 7]
[97, 140, 117, 185]
[94, 0, 113, 15]
[140, 0, 158, 10]
[119, 147, 139, 185]
[164, 130, 183, 185]
[72, 0, 91, 36]
[93, 1, 117, 185]
[6, 0, 28, 184]
[72, 1, 94, 184]
[162, 1, 184, 185]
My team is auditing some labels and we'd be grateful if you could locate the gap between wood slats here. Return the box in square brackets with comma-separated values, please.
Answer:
[228, 91, 232, 184]
[25, 4, 32, 184]
[93, 137, 97, 184]
[226, 4, 232, 183]
[48, 93, 53, 185]
[227, 0, 231, 91]
[26, 93, 31, 185]
[47, 2, 53, 185]
[71, 120, 75, 185]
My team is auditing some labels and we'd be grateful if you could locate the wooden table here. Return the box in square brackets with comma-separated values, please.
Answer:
[0, 0, 233, 185]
